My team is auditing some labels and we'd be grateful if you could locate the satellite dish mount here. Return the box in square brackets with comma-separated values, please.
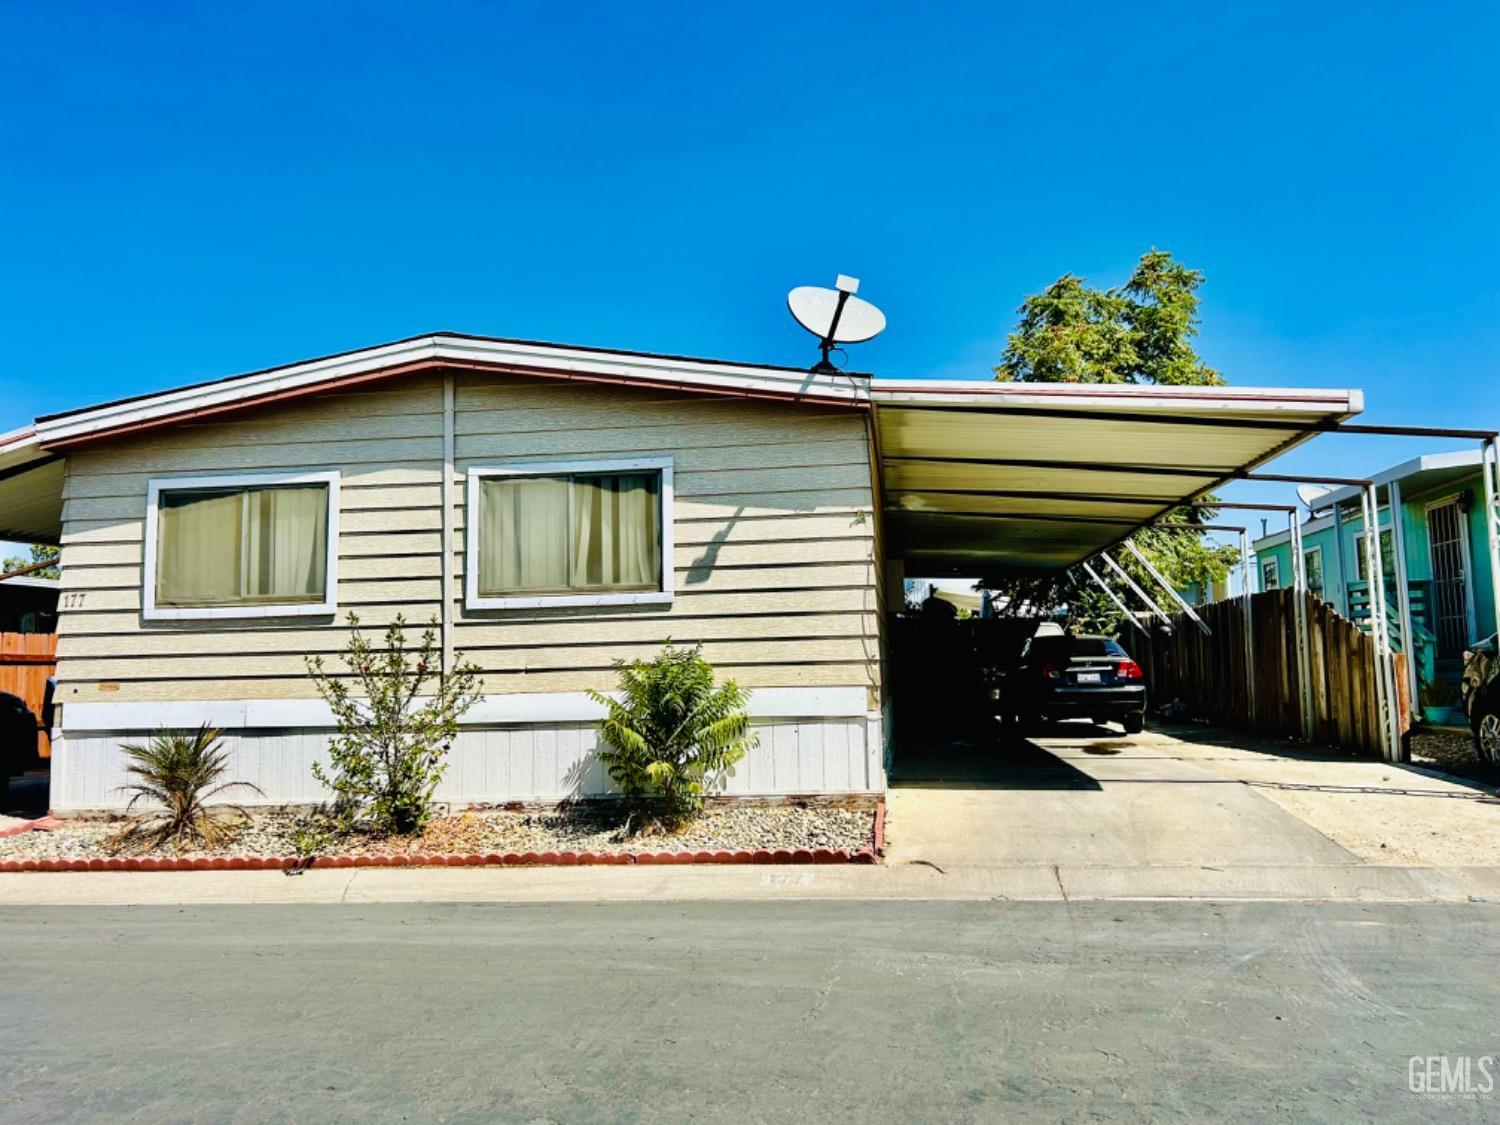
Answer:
[787, 274, 887, 374]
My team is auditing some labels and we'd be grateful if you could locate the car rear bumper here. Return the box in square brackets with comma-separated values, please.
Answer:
[986, 684, 1147, 717]
[1040, 685, 1146, 718]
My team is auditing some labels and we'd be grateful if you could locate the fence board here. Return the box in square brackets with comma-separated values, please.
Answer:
[1123, 589, 1404, 757]
[1, 632, 56, 758]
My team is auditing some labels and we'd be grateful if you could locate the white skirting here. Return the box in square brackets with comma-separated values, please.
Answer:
[50, 712, 886, 812]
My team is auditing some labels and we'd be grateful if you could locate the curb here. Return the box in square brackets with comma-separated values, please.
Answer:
[0, 801, 887, 874]
[0, 846, 878, 873]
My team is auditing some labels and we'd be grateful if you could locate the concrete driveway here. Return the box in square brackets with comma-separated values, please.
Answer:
[886, 723, 1499, 874]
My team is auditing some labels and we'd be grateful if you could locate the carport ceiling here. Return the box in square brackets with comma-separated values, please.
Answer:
[870, 383, 1363, 576]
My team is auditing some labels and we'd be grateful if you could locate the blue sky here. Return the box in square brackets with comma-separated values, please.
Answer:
[3, 2, 1497, 568]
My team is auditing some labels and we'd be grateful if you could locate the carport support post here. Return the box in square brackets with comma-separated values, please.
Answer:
[1483, 437, 1500, 646]
[1100, 552, 1173, 627]
[1387, 479, 1419, 707]
[1288, 513, 1315, 741]
[1361, 485, 1400, 761]
[1078, 563, 1149, 637]
[1241, 530, 1256, 726]
[1121, 541, 1211, 636]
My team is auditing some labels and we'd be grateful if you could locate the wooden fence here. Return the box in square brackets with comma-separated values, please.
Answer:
[1, 631, 57, 759]
[1124, 589, 1409, 757]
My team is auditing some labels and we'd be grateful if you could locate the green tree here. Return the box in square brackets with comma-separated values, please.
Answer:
[988, 250, 1237, 631]
[2, 543, 59, 579]
[995, 250, 1222, 385]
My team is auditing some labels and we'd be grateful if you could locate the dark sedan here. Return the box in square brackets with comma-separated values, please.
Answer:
[1461, 634, 1498, 765]
[994, 634, 1147, 734]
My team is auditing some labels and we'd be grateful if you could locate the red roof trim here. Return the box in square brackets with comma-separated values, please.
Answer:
[44, 357, 867, 451]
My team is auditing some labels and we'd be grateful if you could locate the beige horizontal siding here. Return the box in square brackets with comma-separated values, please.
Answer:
[56, 586, 876, 637]
[59, 612, 879, 659]
[58, 663, 877, 703]
[55, 369, 879, 706]
[65, 637, 877, 681]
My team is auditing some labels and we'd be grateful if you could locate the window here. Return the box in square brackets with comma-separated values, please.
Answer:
[144, 472, 339, 620]
[1028, 636, 1127, 661]
[1355, 529, 1396, 582]
[1303, 547, 1324, 595]
[465, 457, 673, 609]
[1260, 557, 1280, 590]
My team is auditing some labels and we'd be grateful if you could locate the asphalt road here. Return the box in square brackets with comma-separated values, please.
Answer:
[2, 901, 1497, 1123]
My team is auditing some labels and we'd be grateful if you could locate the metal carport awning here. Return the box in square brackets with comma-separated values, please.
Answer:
[868, 382, 1365, 576]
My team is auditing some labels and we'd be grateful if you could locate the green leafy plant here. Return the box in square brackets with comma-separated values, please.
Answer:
[1419, 679, 1458, 708]
[588, 643, 757, 832]
[306, 612, 482, 835]
[109, 725, 262, 853]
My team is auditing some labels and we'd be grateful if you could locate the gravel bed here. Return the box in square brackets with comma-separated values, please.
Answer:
[1409, 725, 1498, 785]
[0, 804, 875, 862]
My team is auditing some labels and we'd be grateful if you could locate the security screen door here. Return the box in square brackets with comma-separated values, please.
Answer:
[1426, 499, 1471, 658]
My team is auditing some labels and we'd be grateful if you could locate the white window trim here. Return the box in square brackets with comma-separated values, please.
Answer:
[465, 456, 674, 611]
[142, 470, 341, 621]
[1260, 556, 1280, 590]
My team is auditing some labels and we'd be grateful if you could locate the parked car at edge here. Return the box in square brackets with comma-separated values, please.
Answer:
[993, 634, 1147, 734]
[1, 690, 41, 784]
[1460, 635, 1499, 765]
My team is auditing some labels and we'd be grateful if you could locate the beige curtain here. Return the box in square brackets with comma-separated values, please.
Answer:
[156, 484, 326, 606]
[572, 473, 659, 589]
[479, 476, 569, 593]
[245, 486, 327, 601]
[155, 490, 242, 605]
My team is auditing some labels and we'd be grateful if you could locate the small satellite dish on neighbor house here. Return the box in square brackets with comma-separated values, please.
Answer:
[788, 274, 887, 373]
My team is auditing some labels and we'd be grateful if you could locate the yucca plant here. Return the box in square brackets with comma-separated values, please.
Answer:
[588, 643, 757, 833]
[110, 725, 262, 853]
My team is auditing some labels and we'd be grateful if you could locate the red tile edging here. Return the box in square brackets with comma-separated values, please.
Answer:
[0, 816, 62, 839]
[0, 800, 887, 873]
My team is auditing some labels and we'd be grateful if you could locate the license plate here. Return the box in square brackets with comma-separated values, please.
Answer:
[1075, 672, 1102, 684]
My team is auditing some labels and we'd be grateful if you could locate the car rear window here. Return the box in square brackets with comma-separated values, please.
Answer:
[1030, 636, 1127, 659]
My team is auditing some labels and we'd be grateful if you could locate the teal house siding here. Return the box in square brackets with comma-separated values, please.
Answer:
[1252, 451, 1497, 688]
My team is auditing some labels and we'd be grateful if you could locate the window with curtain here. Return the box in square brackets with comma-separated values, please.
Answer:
[476, 470, 662, 597]
[1260, 558, 1280, 590]
[154, 483, 330, 607]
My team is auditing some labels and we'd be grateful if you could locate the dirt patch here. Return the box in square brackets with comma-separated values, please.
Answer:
[1153, 727, 1500, 867]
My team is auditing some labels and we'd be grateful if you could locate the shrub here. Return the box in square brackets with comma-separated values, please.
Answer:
[588, 643, 756, 832]
[110, 725, 262, 853]
[307, 612, 481, 835]
[1419, 678, 1458, 709]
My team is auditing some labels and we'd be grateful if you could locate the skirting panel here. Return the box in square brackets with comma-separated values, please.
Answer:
[50, 716, 885, 811]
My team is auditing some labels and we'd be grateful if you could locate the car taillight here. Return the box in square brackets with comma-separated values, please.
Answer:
[1041, 662, 1062, 680]
[1118, 659, 1144, 681]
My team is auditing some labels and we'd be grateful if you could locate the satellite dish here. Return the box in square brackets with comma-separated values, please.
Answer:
[1296, 484, 1333, 512]
[788, 274, 887, 373]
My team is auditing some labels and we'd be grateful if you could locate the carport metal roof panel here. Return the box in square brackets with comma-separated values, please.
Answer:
[869, 381, 1362, 576]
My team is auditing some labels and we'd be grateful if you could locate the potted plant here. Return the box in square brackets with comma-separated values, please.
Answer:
[1417, 678, 1460, 726]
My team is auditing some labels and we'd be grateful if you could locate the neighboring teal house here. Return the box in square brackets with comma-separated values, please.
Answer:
[1252, 450, 1498, 692]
